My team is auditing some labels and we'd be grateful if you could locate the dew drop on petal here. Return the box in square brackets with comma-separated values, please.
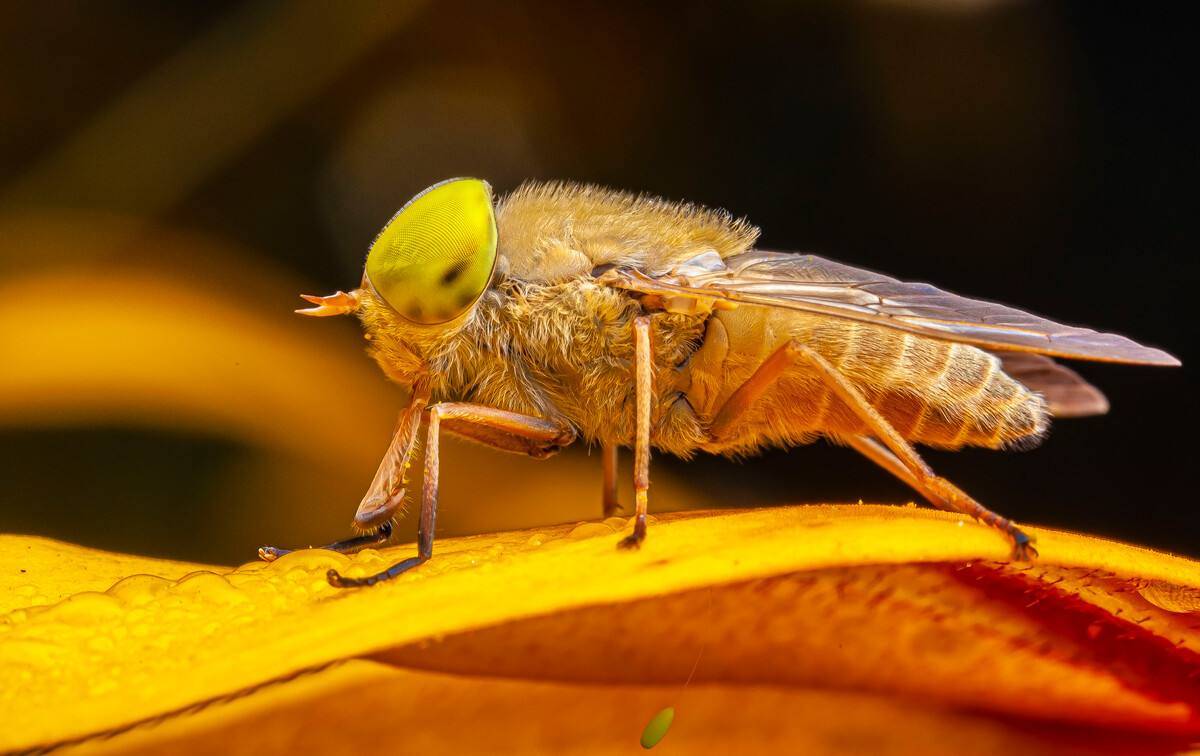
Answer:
[567, 522, 614, 541]
[107, 574, 172, 606]
[1138, 581, 1200, 614]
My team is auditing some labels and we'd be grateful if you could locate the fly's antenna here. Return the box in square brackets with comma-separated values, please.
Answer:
[296, 290, 360, 317]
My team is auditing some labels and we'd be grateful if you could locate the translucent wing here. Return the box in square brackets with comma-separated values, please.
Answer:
[996, 353, 1109, 418]
[602, 249, 1179, 366]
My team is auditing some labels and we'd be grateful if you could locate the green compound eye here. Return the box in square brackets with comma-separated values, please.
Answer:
[365, 177, 498, 325]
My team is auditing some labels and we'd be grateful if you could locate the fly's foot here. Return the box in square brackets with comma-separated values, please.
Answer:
[617, 533, 643, 550]
[1009, 528, 1039, 561]
[617, 515, 647, 550]
[258, 545, 290, 562]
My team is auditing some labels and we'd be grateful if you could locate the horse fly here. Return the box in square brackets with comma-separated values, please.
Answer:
[258, 178, 1180, 587]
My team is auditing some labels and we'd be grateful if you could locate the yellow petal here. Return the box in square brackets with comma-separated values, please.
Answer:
[0, 534, 209, 615]
[3, 505, 1200, 752]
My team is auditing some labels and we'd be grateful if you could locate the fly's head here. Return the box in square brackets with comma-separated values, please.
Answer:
[298, 177, 500, 383]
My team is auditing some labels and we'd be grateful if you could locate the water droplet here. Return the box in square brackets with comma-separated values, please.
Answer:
[1138, 581, 1200, 614]
[567, 522, 615, 540]
[107, 574, 173, 606]
[272, 548, 351, 572]
[174, 572, 250, 605]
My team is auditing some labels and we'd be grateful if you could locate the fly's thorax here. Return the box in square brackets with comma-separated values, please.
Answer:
[418, 275, 709, 447]
[495, 181, 759, 283]
[363, 259, 711, 450]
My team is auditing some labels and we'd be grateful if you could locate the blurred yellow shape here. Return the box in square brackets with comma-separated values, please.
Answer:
[0, 212, 399, 472]
[0, 266, 393, 470]
[2, 505, 1199, 752]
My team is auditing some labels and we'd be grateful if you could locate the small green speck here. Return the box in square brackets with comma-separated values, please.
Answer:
[640, 706, 674, 749]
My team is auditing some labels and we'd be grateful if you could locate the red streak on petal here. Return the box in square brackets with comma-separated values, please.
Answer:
[944, 563, 1200, 734]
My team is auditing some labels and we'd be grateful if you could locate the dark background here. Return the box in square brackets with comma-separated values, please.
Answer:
[0, 1, 1194, 562]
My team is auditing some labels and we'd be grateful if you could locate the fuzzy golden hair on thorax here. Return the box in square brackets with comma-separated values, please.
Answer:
[495, 181, 760, 283]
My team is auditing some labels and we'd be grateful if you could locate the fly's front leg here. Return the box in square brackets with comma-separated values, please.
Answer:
[257, 377, 432, 562]
[257, 524, 395, 562]
[327, 404, 576, 588]
[618, 316, 655, 550]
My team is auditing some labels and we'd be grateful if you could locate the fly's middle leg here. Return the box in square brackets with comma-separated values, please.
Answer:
[618, 315, 655, 550]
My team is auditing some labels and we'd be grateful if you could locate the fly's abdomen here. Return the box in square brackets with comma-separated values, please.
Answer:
[863, 334, 1049, 450]
[692, 307, 1048, 454]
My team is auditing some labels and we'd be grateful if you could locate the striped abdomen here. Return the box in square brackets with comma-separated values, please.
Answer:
[687, 307, 1049, 454]
[836, 329, 1049, 450]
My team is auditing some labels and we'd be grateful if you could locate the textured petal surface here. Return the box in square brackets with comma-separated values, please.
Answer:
[3, 505, 1200, 752]
[72, 661, 1198, 756]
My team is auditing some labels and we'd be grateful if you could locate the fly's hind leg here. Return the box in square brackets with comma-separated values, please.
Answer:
[327, 404, 576, 588]
[709, 340, 1036, 560]
[838, 435, 955, 512]
[618, 316, 654, 550]
[838, 433, 1035, 558]
[797, 347, 1037, 560]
